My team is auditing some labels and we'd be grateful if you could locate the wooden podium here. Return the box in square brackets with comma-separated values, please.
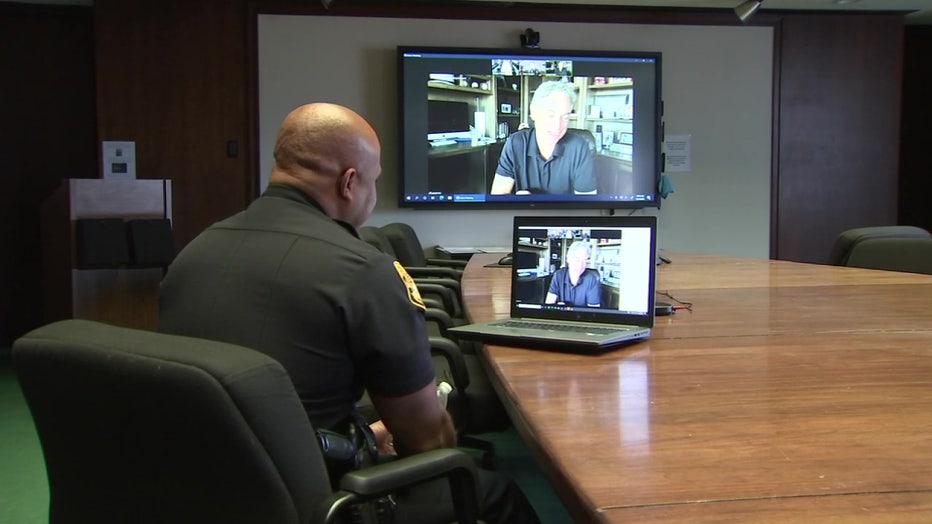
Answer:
[40, 178, 172, 331]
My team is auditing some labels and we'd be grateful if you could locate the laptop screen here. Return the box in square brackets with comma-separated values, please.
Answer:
[510, 215, 657, 327]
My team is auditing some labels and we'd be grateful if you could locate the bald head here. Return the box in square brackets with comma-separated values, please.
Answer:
[272, 103, 379, 180]
[269, 103, 382, 226]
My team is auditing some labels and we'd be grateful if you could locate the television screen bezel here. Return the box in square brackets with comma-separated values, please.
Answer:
[397, 45, 663, 210]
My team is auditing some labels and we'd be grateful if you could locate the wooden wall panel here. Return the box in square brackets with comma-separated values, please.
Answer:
[773, 14, 903, 264]
[95, 0, 251, 249]
[0, 4, 96, 345]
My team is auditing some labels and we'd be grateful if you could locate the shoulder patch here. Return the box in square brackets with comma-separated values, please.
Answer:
[393, 261, 426, 311]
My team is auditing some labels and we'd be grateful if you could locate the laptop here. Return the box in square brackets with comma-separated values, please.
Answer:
[449, 215, 657, 353]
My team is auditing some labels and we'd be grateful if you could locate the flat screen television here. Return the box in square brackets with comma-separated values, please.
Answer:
[398, 45, 663, 209]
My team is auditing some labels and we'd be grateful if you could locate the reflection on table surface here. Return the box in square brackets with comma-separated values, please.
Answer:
[461, 252, 932, 523]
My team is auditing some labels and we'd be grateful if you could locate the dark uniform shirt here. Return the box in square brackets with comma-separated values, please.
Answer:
[547, 268, 602, 307]
[159, 184, 435, 431]
[495, 128, 597, 194]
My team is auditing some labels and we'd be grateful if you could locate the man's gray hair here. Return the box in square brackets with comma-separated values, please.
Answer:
[530, 80, 578, 109]
[566, 240, 592, 260]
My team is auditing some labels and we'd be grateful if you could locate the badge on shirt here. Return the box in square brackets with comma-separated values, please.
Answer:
[393, 261, 426, 311]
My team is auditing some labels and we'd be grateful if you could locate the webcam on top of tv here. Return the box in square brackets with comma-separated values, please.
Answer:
[520, 28, 540, 49]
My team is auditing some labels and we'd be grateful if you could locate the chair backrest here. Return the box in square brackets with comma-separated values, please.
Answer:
[380, 222, 429, 267]
[12, 319, 331, 524]
[566, 127, 596, 151]
[564, 128, 614, 194]
[844, 237, 932, 275]
[358, 226, 396, 257]
[829, 225, 931, 266]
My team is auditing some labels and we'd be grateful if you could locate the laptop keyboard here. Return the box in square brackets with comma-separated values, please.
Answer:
[497, 320, 622, 335]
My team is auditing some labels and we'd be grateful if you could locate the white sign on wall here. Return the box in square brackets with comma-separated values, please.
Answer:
[102, 141, 137, 179]
[664, 134, 692, 173]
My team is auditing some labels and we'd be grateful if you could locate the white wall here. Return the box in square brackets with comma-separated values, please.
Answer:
[258, 15, 772, 258]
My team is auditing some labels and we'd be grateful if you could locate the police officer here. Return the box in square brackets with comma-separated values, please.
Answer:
[159, 103, 540, 523]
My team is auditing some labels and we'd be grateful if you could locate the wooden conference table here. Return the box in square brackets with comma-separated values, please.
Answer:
[460, 252, 932, 523]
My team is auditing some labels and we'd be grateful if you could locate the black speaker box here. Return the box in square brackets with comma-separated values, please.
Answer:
[127, 218, 174, 268]
[75, 218, 130, 269]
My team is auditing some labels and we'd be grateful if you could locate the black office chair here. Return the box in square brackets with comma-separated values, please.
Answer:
[359, 226, 510, 463]
[561, 128, 606, 194]
[12, 319, 481, 524]
[380, 222, 467, 277]
[426, 317, 512, 458]
[360, 226, 465, 319]
[844, 237, 932, 275]
[358, 224, 396, 255]
[829, 225, 930, 266]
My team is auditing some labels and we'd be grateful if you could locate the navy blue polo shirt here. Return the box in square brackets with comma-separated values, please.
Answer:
[495, 128, 597, 194]
[547, 268, 602, 306]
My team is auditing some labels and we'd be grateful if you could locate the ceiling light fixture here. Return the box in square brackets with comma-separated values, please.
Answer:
[734, 0, 763, 23]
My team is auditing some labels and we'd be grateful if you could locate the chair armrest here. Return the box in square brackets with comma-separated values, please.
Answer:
[426, 258, 469, 269]
[422, 297, 445, 312]
[429, 335, 470, 390]
[415, 282, 461, 318]
[317, 448, 481, 524]
[405, 265, 463, 281]
[424, 307, 454, 337]
[340, 447, 478, 496]
[413, 277, 461, 295]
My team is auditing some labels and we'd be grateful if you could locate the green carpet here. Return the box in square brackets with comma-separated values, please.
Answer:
[0, 352, 570, 523]
[0, 355, 49, 524]
[471, 428, 574, 524]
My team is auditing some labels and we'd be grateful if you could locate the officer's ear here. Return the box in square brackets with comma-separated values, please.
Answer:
[338, 167, 358, 200]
